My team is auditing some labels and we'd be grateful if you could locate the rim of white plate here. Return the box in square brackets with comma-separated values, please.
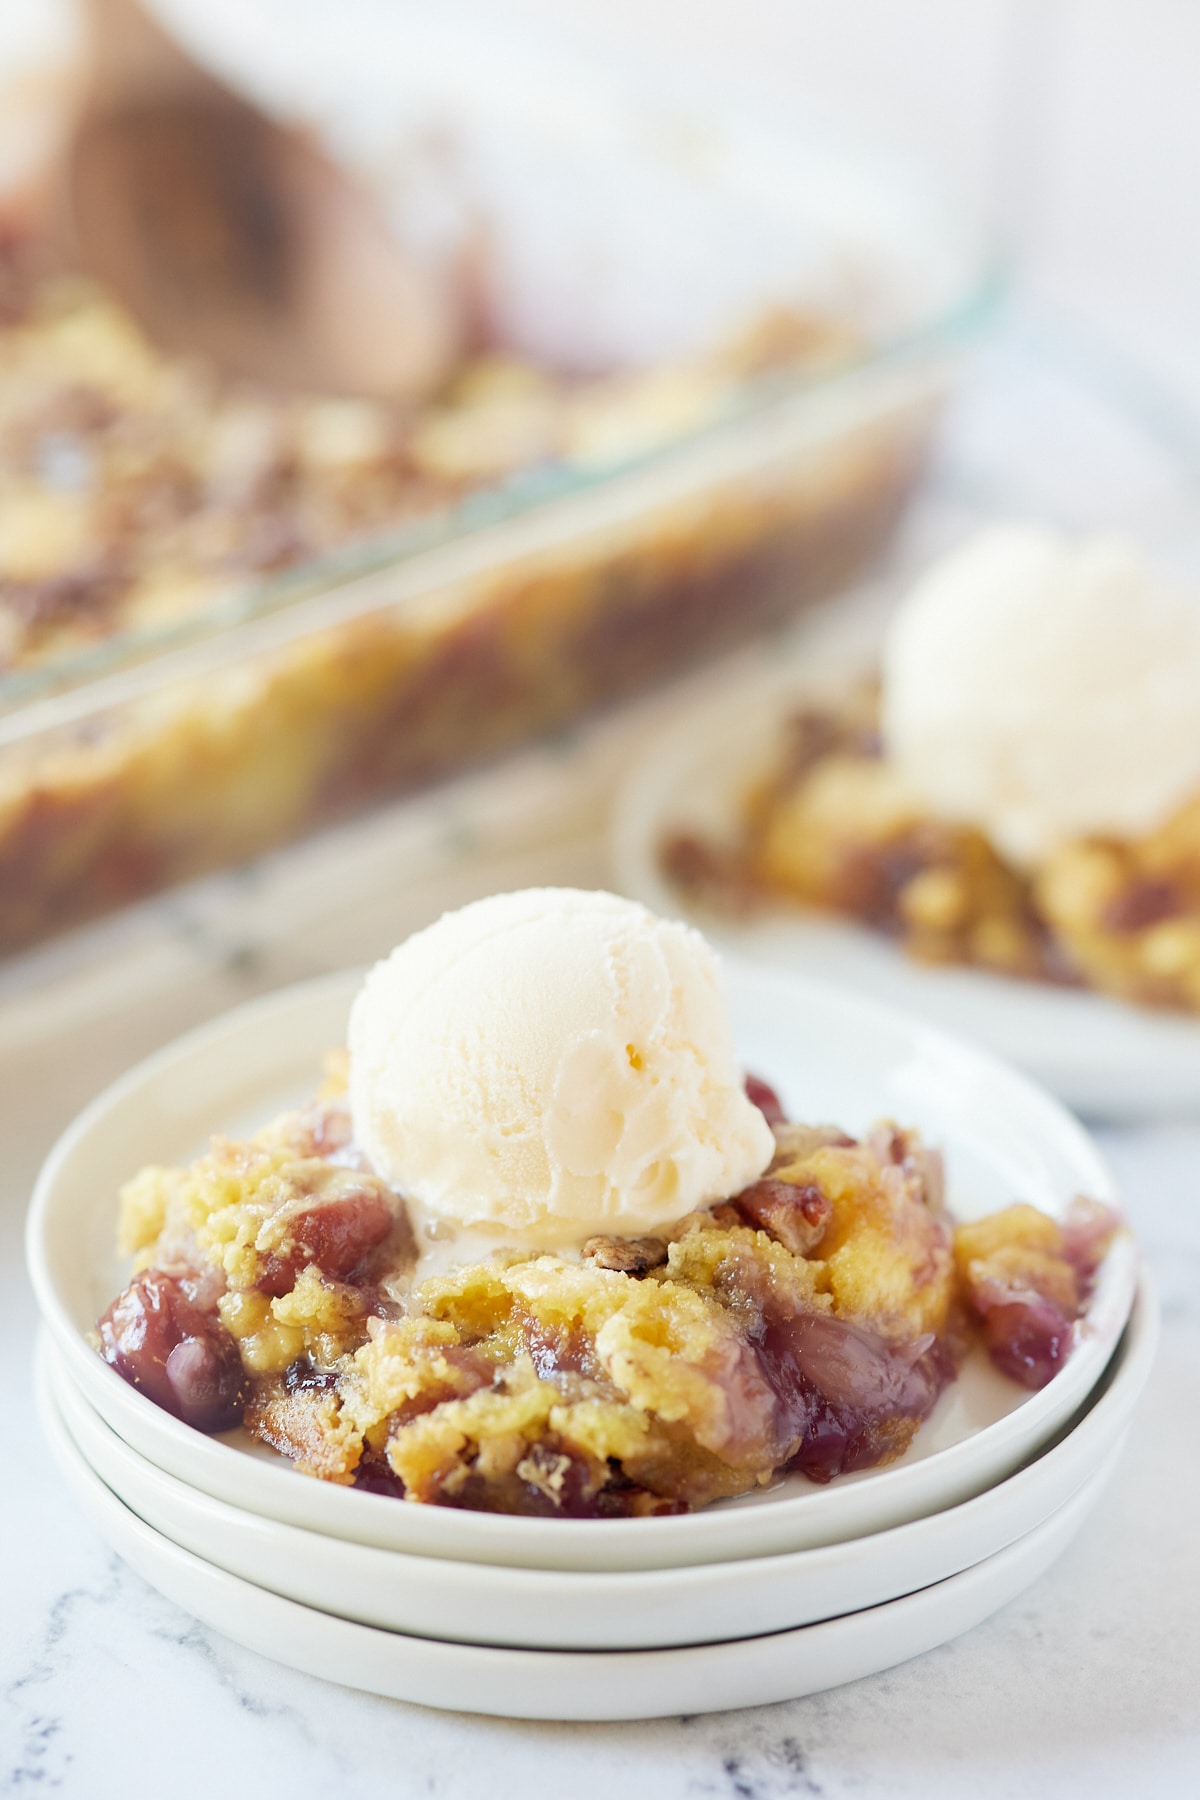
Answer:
[37, 1274, 1155, 1648]
[38, 1383, 1119, 1721]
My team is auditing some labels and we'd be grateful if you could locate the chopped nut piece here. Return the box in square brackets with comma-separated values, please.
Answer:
[580, 1235, 668, 1275]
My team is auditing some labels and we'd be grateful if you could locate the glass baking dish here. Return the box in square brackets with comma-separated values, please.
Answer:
[0, 9, 999, 955]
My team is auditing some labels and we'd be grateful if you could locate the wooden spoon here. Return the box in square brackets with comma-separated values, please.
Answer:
[65, 0, 462, 399]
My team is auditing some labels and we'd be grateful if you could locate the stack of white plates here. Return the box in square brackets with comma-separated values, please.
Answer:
[26, 968, 1153, 1721]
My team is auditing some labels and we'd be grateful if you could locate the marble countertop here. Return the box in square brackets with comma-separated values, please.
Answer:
[5, 327, 1200, 1794]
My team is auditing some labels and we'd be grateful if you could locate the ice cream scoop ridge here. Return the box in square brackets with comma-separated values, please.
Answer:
[348, 888, 775, 1247]
[882, 526, 1200, 867]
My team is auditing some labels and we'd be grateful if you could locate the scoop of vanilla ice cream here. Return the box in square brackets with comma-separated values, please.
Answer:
[348, 888, 774, 1247]
[881, 526, 1200, 867]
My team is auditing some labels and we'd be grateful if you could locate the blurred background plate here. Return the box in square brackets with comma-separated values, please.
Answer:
[611, 574, 1200, 1121]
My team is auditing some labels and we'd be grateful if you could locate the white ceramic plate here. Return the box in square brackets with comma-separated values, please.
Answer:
[39, 1276, 1154, 1651]
[37, 1370, 1121, 1721]
[610, 637, 1200, 1123]
[27, 966, 1137, 1570]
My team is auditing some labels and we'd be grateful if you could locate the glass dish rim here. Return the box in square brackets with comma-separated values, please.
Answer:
[0, 260, 1005, 724]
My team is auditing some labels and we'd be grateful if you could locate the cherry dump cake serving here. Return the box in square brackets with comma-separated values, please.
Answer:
[94, 889, 1118, 1518]
[664, 528, 1200, 1012]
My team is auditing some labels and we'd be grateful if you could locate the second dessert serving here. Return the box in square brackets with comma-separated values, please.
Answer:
[665, 526, 1200, 1013]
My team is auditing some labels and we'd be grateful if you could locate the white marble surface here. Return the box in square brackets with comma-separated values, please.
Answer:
[5, 329, 1200, 1792]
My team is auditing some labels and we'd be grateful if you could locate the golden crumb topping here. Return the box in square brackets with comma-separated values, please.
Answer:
[96, 1074, 1117, 1514]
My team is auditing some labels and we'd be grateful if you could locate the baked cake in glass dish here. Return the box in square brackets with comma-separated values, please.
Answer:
[664, 528, 1200, 1013]
[92, 890, 1118, 1519]
[0, 272, 857, 681]
[0, 225, 941, 956]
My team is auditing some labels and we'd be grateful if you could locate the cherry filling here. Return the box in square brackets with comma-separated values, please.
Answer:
[977, 1295, 1072, 1390]
[962, 1198, 1119, 1391]
[353, 1452, 407, 1499]
[517, 1315, 605, 1386]
[1102, 876, 1183, 934]
[745, 1073, 788, 1128]
[731, 1177, 832, 1254]
[282, 1356, 340, 1394]
[757, 1313, 954, 1482]
[1061, 1198, 1120, 1297]
[255, 1185, 396, 1297]
[97, 1268, 245, 1431]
